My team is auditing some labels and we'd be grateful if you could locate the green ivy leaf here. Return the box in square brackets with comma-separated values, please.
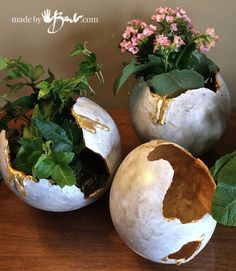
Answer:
[37, 81, 51, 100]
[6, 83, 24, 92]
[62, 119, 83, 146]
[13, 137, 43, 175]
[33, 118, 73, 152]
[54, 79, 80, 96]
[44, 68, 55, 83]
[33, 154, 56, 179]
[27, 150, 43, 165]
[79, 53, 99, 76]
[12, 94, 36, 108]
[15, 62, 34, 79]
[8, 69, 21, 79]
[51, 164, 76, 187]
[147, 69, 204, 98]
[53, 151, 74, 164]
[13, 153, 34, 174]
[19, 137, 43, 153]
[0, 57, 10, 70]
[33, 65, 45, 81]
[70, 42, 90, 57]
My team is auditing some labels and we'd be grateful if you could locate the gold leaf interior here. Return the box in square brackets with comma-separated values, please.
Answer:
[147, 144, 215, 223]
[166, 240, 202, 264]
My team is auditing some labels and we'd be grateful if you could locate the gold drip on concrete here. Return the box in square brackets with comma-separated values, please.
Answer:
[151, 93, 172, 125]
[71, 108, 110, 134]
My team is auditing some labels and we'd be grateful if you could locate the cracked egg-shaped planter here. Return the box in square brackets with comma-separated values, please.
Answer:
[110, 140, 216, 265]
[129, 74, 231, 155]
[0, 97, 122, 212]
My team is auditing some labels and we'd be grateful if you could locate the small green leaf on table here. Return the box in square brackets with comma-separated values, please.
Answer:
[211, 152, 236, 226]
[210, 151, 236, 179]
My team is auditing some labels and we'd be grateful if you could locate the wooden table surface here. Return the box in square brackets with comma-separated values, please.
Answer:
[0, 109, 235, 271]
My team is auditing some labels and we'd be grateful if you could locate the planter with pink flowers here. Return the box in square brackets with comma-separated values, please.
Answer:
[114, 7, 231, 156]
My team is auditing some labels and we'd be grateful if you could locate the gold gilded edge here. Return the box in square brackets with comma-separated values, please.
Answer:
[215, 72, 221, 92]
[150, 93, 172, 125]
[71, 108, 110, 134]
[161, 235, 205, 265]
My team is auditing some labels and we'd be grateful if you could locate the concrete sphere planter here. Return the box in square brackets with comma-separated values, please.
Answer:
[110, 140, 216, 264]
[0, 97, 122, 212]
[129, 74, 231, 155]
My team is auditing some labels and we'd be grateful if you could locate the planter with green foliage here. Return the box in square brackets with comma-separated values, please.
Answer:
[114, 7, 231, 156]
[0, 43, 122, 212]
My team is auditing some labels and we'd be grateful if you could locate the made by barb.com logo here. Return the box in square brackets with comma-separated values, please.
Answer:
[11, 9, 99, 34]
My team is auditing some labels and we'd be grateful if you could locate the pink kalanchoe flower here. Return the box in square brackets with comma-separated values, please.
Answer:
[195, 27, 219, 52]
[206, 27, 219, 41]
[157, 7, 166, 14]
[131, 36, 139, 46]
[123, 30, 131, 39]
[174, 36, 185, 48]
[120, 40, 132, 53]
[171, 23, 178, 32]
[121, 40, 139, 55]
[199, 43, 209, 52]
[168, 8, 176, 15]
[151, 14, 165, 22]
[157, 35, 171, 46]
[137, 33, 145, 40]
[120, 39, 127, 48]
[143, 25, 157, 36]
[166, 15, 174, 23]
[126, 26, 138, 34]
[120, 18, 156, 54]
[128, 19, 147, 29]
[154, 34, 171, 52]
[149, 24, 157, 31]
[128, 46, 139, 54]
[177, 7, 187, 16]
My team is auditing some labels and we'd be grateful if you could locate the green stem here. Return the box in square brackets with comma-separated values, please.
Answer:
[164, 53, 169, 73]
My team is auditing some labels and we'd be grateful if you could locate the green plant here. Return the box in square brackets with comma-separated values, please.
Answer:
[113, 7, 219, 97]
[211, 151, 236, 226]
[0, 43, 108, 196]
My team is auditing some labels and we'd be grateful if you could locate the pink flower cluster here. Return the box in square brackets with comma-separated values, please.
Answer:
[195, 28, 219, 52]
[120, 7, 219, 55]
[120, 19, 156, 54]
[151, 6, 193, 32]
[154, 35, 185, 52]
